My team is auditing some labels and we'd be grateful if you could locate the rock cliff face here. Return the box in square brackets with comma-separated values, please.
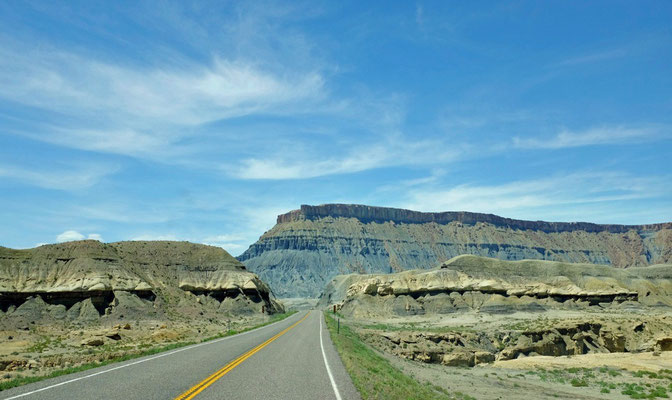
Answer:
[319, 255, 672, 317]
[325, 255, 672, 367]
[0, 240, 283, 324]
[238, 204, 672, 298]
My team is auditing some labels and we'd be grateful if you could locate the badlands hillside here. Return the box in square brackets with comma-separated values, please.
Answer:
[0, 240, 282, 321]
[238, 204, 672, 297]
[0, 240, 283, 380]
[318, 255, 672, 399]
[320, 255, 672, 318]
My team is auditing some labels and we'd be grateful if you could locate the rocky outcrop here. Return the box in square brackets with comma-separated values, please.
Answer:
[320, 255, 672, 317]
[239, 204, 672, 297]
[351, 257, 672, 368]
[0, 240, 283, 324]
[365, 317, 672, 367]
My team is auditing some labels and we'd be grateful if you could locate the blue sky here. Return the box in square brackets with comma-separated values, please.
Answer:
[1, 1, 671, 254]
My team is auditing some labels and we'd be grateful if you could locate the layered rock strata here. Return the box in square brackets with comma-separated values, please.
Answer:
[319, 255, 672, 317]
[0, 240, 282, 324]
[239, 204, 672, 297]
[327, 255, 672, 367]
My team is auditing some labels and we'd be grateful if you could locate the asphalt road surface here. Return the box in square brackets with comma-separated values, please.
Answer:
[1, 311, 360, 400]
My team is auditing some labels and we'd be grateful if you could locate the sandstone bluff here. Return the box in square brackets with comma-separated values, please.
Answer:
[0, 240, 283, 323]
[319, 255, 672, 316]
[0, 240, 284, 381]
[238, 204, 672, 298]
[318, 255, 672, 368]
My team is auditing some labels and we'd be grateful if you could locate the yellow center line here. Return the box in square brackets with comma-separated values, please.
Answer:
[174, 311, 311, 400]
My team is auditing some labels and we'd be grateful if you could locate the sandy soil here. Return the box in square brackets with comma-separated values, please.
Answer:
[383, 347, 672, 400]
[495, 351, 672, 373]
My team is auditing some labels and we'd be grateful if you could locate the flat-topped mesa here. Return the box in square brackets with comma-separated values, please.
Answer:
[277, 204, 672, 233]
[241, 203, 672, 298]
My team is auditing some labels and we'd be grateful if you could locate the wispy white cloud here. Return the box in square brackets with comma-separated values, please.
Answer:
[0, 163, 117, 190]
[401, 172, 670, 222]
[375, 169, 447, 193]
[202, 234, 247, 243]
[0, 49, 324, 126]
[553, 48, 629, 68]
[230, 136, 464, 180]
[232, 152, 387, 180]
[42, 128, 177, 158]
[415, 5, 424, 27]
[0, 43, 325, 160]
[77, 204, 180, 224]
[512, 126, 662, 150]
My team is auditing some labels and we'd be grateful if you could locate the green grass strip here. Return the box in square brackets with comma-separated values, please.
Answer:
[324, 312, 468, 400]
[0, 311, 298, 392]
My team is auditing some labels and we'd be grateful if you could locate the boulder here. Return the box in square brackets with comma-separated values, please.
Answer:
[441, 350, 475, 367]
[599, 331, 626, 352]
[381, 332, 401, 345]
[81, 337, 104, 347]
[105, 330, 121, 340]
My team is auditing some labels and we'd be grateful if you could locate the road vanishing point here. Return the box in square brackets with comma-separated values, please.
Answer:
[1, 311, 360, 400]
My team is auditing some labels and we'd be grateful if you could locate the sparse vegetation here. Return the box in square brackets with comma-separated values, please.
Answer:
[324, 312, 472, 399]
[570, 378, 588, 387]
[361, 322, 475, 334]
[516, 366, 672, 399]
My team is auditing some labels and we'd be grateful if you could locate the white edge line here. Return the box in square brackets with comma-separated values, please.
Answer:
[320, 314, 343, 400]
[2, 312, 302, 400]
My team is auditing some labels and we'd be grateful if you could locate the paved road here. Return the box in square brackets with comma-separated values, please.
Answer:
[1, 311, 360, 400]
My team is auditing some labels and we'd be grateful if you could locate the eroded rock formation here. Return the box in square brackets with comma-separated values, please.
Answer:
[238, 204, 672, 297]
[329, 255, 672, 367]
[0, 240, 283, 325]
[364, 317, 672, 367]
[320, 255, 672, 317]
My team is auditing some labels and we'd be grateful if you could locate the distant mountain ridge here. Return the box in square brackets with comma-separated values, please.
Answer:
[239, 204, 672, 298]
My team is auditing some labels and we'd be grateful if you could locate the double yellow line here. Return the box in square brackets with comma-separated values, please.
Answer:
[174, 312, 310, 400]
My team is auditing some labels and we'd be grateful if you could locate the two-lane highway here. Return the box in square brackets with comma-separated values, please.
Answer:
[1, 311, 360, 400]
